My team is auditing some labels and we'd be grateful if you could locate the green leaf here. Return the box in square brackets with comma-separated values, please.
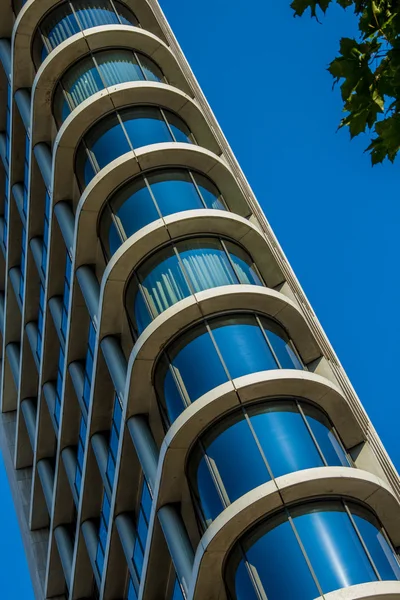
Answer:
[290, 0, 332, 17]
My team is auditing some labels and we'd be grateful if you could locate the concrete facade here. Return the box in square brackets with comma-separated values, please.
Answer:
[0, 1, 398, 599]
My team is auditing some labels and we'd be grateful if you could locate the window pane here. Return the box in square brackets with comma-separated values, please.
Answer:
[195, 455, 225, 524]
[165, 109, 193, 144]
[303, 404, 350, 467]
[133, 287, 152, 334]
[62, 55, 104, 111]
[112, 178, 159, 239]
[149, 170, 203, 216]
[161, 366, 186, 424]
[75, 0, 120, 29]
[97, 49, 143, 85]
[194, 172, 225, 210]
[137, 53, 164, 82]
[41, 4, 79, 52]
[263, 320, 303, 370]
[211, 316, 276, 379]
[225, 241, 263, 286]
[249, 403, 324, 477]
[177, 238, 237, 292]
[294, 505, 377, 593]
[171, 579, 185, 600]
[141, 481, 152, 522]
[234, 561, 260, 600]
[137, 245, 191, 319]
[137, 510, 148, 548]
[206, 415, 269, 504]
[170, 325, 227, 402]
[245, 516, 319, 600]
[86, 113, 131, 171]
[122, 106, 172, 148]
[133, 541, 144, 577]
[352, 509, 400, 581]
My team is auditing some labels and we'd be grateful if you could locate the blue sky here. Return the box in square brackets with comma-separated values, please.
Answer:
[1, 0, 399, 596]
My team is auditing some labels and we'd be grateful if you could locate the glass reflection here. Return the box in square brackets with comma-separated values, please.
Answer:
[76, 106, 194, 188]
[53, 49, 164, 125]
[98, 168, 225, 257]
[155, 313, 303, 426]
[188, 399, 350, 526]
[125, 237, 263, 334]
[226, 501, 400, 600]
[33, 0, 139, 67]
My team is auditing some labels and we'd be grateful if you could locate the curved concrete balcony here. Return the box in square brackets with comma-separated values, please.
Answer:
[188, 467, 400, 600]
[153, 369, 364, 507]
[52, 81, 222, 202]
[95, 210, 285, 335]
[29, 25, 192, 144]
[12, 0, 168, 88]
[320, 581, 400, 600]
[122, 284, 322, 418]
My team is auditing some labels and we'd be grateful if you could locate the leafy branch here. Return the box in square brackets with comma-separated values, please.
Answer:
[291, 0, 400, 163]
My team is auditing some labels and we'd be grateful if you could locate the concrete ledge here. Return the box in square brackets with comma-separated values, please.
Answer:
[96, 210, 285, 337]
[123, 284, 322, 419]
[152, 369, 363, 509]
[188, 467, 400, 600]
[320, 581, 400, 599]
[29, 25, 191, 145]
[13, 0, 169, 89]
[76, 142, 250, 220]
[52, 81, 221, 203]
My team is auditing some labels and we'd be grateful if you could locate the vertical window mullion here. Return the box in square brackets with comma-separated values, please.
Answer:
[160, 108, 175, 143]
[255, 314, 281, 368]
[296, 400, 329, 467]
[287, 512, 324, 597]
[205, 320, 232, 382]
[343, 501, 382, 581]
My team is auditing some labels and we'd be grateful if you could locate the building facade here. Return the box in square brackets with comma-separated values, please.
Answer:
[0, 1, 399, 599]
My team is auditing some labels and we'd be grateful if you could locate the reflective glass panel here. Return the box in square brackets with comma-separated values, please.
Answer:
[263, 319, 303, 370]
[194, 173, 225, 210]
[195, 456, 225, 524]
[166, 109, 193, 144]
[303, 404, 350, 467]
[225, 240, 263, 286]
[205, 415, 269, 502]
[245, 515, 319, 600]
[122, 106, 172, 148]
[352, 508, 400, 581]
[170, 325, 228, 403]
[96, 49, 143, 85]
[250, 402, 323, 477]
[86, 113, 131, 172]
[112, 178, 159, 241]
[211, 316, 277, 379]
[178, 238, 237, 292]
[294, 504, 376, 592]
[149, 170, 204, 215]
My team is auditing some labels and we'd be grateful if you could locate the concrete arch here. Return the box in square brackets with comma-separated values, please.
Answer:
[29, 25, 192, 144]
[12, 0, 168, 88]
[189, 467, 400, 600]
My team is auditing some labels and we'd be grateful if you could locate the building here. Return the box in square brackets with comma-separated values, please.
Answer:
[0, 0, 399, 599]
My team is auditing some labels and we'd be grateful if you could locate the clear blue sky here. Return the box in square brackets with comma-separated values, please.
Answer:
[1, 1, 399, 596]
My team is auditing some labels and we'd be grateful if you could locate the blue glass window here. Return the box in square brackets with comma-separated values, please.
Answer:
[127, 237, 260, 335]
[106, 394, 123, 488]
[171, 578, 185, 600]
[34, 0, 139, 66]
[54, 345, 65, 429]
[41, 192, 51, 277]
[156, 314, 304, 425]
[132, 479, 152, 580]
[54, 49, 163, 124]
[85, 113, 131, 175]
[100, 169, 225, 258]
[189, 399, 350, 525]
[83, 320, 96, 410]
[96, 491, 111, 576]
[61, 253, 72, 340]
[36, 284, 45, 362]
[226, 501, 400, 600]
[75, 415, 87, 495]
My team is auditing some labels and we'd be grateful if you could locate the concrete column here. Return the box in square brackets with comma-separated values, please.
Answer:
[91, 432, 111, 497]
[100, 336, 127, 402]
[37, 458, 55, 514]
[127, 416, 159, 492]
[115, 513, 136, 570]
[8, 267, 22, 307]
[25, 321, 39, 369]
[43, 382, 58, 434]
[12, 183, 25, 222]
[0, 39, 11, 80]
[81, 519, 100, 586]
[54, 525, 74, 589]
[6, 342, 20, 387]
[61, 447, 79, 507]
[76, 266, 100, 324]
[33, 143, 52, 191]
[54, 202, 75, 255]
[48, 296, 63, 339]
[29, 238, 43, 279]
[0, 132, 7, 169]
[21, 398, 37, 449]
[14, 88, 31, 132]
[68, 361, 87, 416]
[157, 504, 194, 596]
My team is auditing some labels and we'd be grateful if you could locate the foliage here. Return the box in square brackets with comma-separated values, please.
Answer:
[290, 0, 400, 164]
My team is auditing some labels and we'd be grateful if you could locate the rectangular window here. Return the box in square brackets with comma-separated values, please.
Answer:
[96, 491, 111, 577]
[105, 393, 123, 488]
[82, 320, 96, 411]
[41, 192, 51, 277]
[132, 478, 152, 579]
[75, 414, 87, 495]
[61, 253, 72, 340]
